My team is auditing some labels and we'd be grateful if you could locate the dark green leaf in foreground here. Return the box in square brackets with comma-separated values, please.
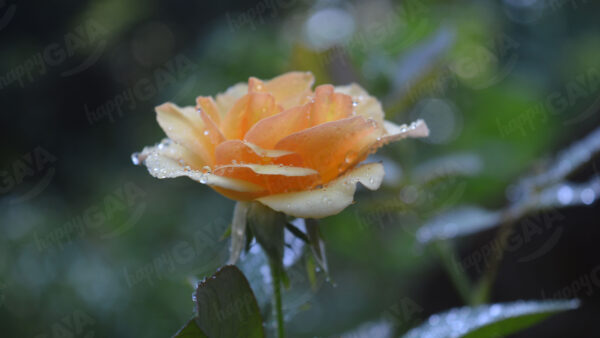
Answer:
[194, 265, 265, 338]
[173, 319, 208, 338]
[403, 299, 580, 338]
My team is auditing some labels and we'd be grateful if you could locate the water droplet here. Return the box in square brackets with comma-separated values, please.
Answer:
[202, 166, 211, 173]
[352, 101, 358, 107]
[489, 304, 502, 317]
[199, 174, 208, 184]
[203, 130, 209, 136]
[157, 139, 172, 149]
[557, 185, 573, 205]
[131, 152, 141, 165]
[429, 314, 441, 325]
[345, 151, 357, 164]
[581, 188, 596, 205]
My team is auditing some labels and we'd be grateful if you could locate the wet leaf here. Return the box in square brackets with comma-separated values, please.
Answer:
[194, 265, 264, 338]
[417, 206, 502, 243]
[173, 319, 208, 338]
[403, 299, 580, 338]
[247, 203, 286, 264]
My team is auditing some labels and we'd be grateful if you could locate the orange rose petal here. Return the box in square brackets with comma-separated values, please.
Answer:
[264, 71, 315, 109]
[198, 108, 226, 146]
[257, 162, 384, 218]
[155, 103, 217, 165]
[215, 82, 248, 117]
[275, 116, 384, 183]
[335, 83, 385, 125]
[221, 92, 283, 140]
[137, 138, 206, 170]
[248, 77, 265, 93]
[244, 104, 312, 149]
[196, 96, 222, 126]
[214, 164, 321, 195]
[244, 85, 354, 149]
[215, 140, 305, 167]
[311, 85, 353, 125]
[140, 144, 265, 202]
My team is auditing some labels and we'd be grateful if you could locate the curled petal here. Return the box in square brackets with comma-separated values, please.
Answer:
[155, 103, 220, 165]
[196, 96, 222, 126]
[275, 116, 383, 183]
[335, 83, 384, 125]
[244, 104, 313, 149]
[214, 164, 321, 195]
[215, 140, 301, 167]
[381, 119, 430, 144]
[136, 138, 205, 169]
[198, 109, 226, 145]
[228, 164, 318, 176]
[140, 142, 265, 200]
[311, 84, 353, 125]
[257, 162, 384, 218]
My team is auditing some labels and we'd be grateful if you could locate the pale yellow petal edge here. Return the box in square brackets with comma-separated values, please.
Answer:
[257, 162, 384, 218]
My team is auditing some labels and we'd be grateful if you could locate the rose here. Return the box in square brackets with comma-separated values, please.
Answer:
[133, 72, 428, 218]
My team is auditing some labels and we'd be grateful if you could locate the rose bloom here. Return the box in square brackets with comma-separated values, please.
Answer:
[133, 72, 428, 218]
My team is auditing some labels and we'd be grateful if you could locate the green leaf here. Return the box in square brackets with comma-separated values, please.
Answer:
[173, 319, 208, 338]
[194, 265, 265, 338]
[305, 218, 328, 274]
[247, 203, 286, 264]
[416, 206, 502, 244]
[403, 299, 580, 338]
[246, 202, 290, 289]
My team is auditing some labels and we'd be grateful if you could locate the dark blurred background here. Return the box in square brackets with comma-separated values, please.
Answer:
[1, 0, 600, 337]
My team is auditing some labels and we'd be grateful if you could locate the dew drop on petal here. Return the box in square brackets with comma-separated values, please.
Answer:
[199, 174, 208, 184]
[131, 152, 141, 165]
